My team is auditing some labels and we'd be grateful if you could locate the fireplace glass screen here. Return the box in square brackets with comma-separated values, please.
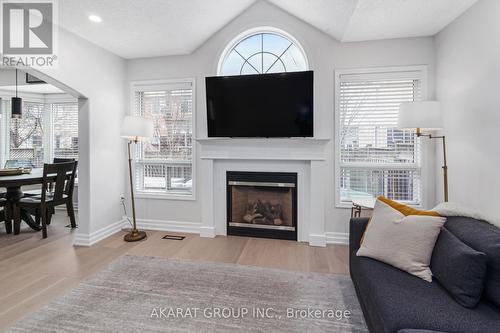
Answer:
[227, 172, 297, 240]
[230, 186, 294, 230]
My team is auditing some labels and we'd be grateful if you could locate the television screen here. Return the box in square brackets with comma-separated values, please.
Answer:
[206, 71, 313, 137]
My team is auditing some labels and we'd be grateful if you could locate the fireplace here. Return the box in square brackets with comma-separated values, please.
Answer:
[226, 171, 297, 240]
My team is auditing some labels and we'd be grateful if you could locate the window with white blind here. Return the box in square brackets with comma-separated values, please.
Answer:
[9, 101, 45, 168]
[0, 97, 78, 169]
[133, 80, 194, 196]
[335, 67, 426, 205]
[52, 102, 79, 160]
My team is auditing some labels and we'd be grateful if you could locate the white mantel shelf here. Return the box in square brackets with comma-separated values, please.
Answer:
[196, 137, 330, 143]
[196, 137, 330, 161]
[197, 137, 330, 247]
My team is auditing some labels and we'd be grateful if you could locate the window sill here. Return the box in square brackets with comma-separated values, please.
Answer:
[335, 203, 354, 209]
[334, 201, 423, 210]
[135, 192, 195, 201]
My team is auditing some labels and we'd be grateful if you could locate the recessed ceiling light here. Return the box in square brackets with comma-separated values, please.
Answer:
[88, 15, 102, 23]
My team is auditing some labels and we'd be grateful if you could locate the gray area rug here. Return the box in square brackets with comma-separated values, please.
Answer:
[10, 255, 367, 332]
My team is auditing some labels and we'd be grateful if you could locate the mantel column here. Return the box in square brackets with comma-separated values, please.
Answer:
[308, 160, 326, 247]
[199, 158, 216, 237]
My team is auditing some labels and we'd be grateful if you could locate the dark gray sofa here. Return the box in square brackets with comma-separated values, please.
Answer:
[349, 216, 500, 333]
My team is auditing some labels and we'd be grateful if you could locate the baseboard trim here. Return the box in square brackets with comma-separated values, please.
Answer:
[325, 232, 349, 245]
[199, 226, 216, 238]
[74, 219, 125, 247]
[126, 218, 202, 235]
[309, 233, 327, 247]
[77, 217, 350, 246]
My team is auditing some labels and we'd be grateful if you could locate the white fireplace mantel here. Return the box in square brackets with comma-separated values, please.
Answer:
[197, 137, 331, 247]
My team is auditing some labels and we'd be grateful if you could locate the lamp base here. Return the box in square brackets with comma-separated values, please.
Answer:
[124, 229, 147, 242]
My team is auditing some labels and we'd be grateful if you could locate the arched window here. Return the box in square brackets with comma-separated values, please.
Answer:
[218, 28, 308, 76]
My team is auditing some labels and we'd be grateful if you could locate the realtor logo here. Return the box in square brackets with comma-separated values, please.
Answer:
[1, 0, 57, 66]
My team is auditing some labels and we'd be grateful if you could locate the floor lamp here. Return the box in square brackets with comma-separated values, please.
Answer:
[398, 101, 448, 202]
[121, 115, 154, 242]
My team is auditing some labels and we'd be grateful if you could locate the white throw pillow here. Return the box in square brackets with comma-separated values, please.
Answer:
[433, 202, 500, 229]
[357, 199, 446, 282]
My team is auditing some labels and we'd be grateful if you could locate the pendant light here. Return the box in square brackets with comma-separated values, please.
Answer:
[11, 68, 22, 118]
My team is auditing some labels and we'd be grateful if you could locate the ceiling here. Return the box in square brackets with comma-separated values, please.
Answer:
[59, 0, 478, 59]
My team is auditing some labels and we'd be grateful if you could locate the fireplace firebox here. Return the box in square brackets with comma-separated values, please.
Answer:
[227, 171, 297, 240]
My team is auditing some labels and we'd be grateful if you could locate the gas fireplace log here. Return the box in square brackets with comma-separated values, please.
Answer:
[273, 218, 283, 225]
[243, 213, 262, 223]
[243, 200, 284, 225]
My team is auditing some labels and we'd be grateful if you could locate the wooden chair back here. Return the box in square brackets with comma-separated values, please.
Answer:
[53, 158, 77, 195]
[53, 158, 75, 163]
[41, 162, 76, 203]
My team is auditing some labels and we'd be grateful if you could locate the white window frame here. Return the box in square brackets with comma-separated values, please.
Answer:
[130, 78, 196, 201]
[0, 91, 77, 168]
[217, 26, 310, 76]
[334, 65, 428, 208]
[45, 94, 78, 163]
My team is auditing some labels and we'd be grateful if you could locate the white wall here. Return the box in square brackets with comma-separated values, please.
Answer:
[127, 0, 436, 236]
[436, 0, 500, 221]
[28, 28, 127, 238]
[0, 69, 28, 86]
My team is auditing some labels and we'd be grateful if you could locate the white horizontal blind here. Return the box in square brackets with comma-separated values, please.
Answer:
[9, 101, 45, 168]
[339, 70, 423, 204]
[134, 82, 193, 195]
[0, 99, 79, 169]
[52, 102, 78, 160]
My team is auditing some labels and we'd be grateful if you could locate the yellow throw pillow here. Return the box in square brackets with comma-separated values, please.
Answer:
[360, 196, 441, 244]
[377, 196, 441, 217]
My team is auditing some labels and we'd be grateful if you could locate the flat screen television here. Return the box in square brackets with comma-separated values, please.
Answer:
[206, 71, 313, 137]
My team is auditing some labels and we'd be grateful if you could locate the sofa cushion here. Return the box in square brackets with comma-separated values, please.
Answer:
[445, 216, 500, 308]
[351, 255, 500, 333]
[430, 228, 488, 308]
[357, 198, 446, 282]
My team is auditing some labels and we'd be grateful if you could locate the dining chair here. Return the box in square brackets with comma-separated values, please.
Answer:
[16, 162, 77, 238]
[0, 196, 12, 234]
[23, 158, 78, 220]
[47, 158, 77, 219]
[48, 159, 77, 225]
[38, 160, 78, 227]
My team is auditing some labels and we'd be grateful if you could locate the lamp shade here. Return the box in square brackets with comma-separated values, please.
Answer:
[398, 101, 443, 131]
[121, 115, 154, 141]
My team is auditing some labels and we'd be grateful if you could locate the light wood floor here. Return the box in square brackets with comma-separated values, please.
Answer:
[0, 212, 349, 331]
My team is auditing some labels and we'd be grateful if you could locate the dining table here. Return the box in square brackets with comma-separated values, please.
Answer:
[0, 168, 56, 233]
